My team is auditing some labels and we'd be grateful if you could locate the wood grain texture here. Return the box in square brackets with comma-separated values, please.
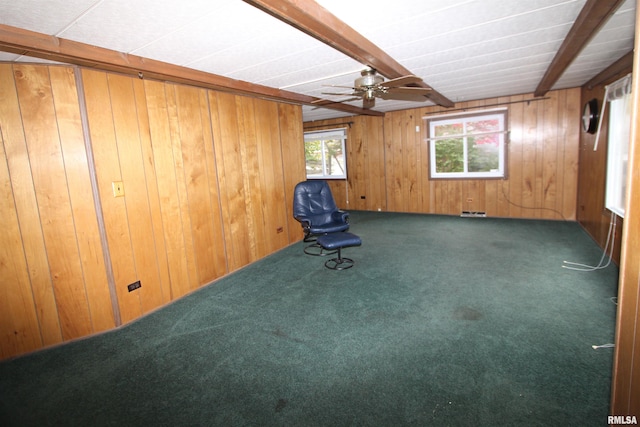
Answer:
[110, 74, 167, 313]
[15, 64, 93, 340]
[1, 64, 306, 359]
[278, 103, 306, 243]
[172, 84, 226, 286]
[0, 132, 43, 358]
[144, 80, 196, 300]
[211, 92, 298, 269]
[49, 66, 114, 333]
[0, 64, 62, 351]
[210, 92, 254, 271]
[132, 77, 172, 307]
[82, 69, 142, 323]
[306, 89, 580, 220]
[253, 98, 290, 254]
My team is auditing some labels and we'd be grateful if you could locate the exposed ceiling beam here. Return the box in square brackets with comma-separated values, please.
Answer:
[534, 0, 625, 97]
[243, 0, 454, 108]
[0, 24, 382, 117]
[583, 50, 634, 89]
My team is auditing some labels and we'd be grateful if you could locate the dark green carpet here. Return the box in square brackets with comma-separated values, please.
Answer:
[0, 212, 619, 426]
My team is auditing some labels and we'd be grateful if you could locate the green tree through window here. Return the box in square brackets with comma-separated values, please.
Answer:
[427, 110, 507, 179]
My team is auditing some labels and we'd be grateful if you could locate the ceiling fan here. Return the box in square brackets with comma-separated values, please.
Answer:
[316, 68, 432, 109]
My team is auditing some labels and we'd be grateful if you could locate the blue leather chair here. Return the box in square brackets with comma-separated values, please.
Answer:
[293, 180, 349, 255]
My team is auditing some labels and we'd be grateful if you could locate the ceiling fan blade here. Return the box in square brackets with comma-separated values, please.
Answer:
[380, 94, 428, 102]
[380, 75, 423, 88]
[312, 96, 361, 106]
[380, 91, 431, 102]
[322, 84, 357, 89]
[387, 86, 432, 95]
[320, 91, 359, 97]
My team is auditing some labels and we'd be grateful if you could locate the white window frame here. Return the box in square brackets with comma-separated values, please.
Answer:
[303, 128, 347, 180]
[426, 109, 507, 179]
[604, 74, 632, 218]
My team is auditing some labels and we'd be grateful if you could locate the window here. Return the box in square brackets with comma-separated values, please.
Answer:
[426, 109, 507, 179]
[604, 74, 632, 218]
[304, 128, 347, 179]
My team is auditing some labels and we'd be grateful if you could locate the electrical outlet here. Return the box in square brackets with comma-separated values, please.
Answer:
[127, 281, 141, 292]
[112, 181, 125, 197]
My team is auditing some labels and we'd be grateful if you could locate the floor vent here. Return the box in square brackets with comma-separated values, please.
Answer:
[461, 211, 487, 218]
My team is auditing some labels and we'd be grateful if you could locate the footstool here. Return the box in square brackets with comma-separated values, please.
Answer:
[316, 232, 362, 270]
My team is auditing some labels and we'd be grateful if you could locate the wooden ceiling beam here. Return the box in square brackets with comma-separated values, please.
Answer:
[534, 0, 625, 97]
[0, 24, 382, 117]
[583, 50, 634, 89]
[243, 0, 454, 108]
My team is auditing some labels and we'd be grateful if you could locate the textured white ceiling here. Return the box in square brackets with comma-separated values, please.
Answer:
[0, 0, 635, 122]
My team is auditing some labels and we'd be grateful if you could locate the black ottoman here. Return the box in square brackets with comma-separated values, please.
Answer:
[316, 232, 362, 270]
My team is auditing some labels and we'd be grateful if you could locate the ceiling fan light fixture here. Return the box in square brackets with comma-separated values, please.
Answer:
[355, 68, 383, 89]
[364, 88, 376, 100]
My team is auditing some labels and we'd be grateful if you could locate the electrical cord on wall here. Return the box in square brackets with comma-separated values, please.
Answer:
[498, 183, 616, 271]
[500, 184, 567, 220]
[562, 214, 617, 271]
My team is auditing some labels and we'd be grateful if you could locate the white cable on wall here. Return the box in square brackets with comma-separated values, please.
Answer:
[562, 214, 617, 271]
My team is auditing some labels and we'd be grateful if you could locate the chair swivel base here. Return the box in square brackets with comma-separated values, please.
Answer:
[316, 232, 362, 270]
[323, 251, 355, 270]
[303, 242, 337, 256]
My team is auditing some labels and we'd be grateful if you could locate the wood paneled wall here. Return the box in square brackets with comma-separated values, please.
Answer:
[578, 71, 629, 264]
[0, 63, 304, 359]
[0, 65, 115, 358]
[305, 89, 580, 220]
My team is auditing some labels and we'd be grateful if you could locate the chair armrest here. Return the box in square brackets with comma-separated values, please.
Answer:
[294, 215, 311, 227]
[332, 210, 349, 224]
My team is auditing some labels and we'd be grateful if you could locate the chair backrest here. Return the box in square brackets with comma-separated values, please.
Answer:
[293, 180, 338, 221]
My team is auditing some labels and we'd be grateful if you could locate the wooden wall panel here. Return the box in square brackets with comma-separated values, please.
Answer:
[237, 96, 264, 260]
[82, 69, 142, 323]
[307, 89, 580, 220]
[172, 84, 226, 286]
[211, 93, 300, 270]
[506, 95, 525, 218]
[364, 116, 387, 212]
[210, 92, 254, 271]
[165, 85, 201, 294]
[131, 78, 172, 308]
[0, 138, 43, 358]
[144, 80, 193, 300]
[346, 116, 386, 212]
[14, 65, 94, 339]
[278, 103, 307, 242]
[254, 98, 290, 254]
[49, 67, 114, 332]
[0, 64, 117, 359]
[108, 74, 167, 313]
[1, 63, 306, 359]
[0, 64, 62, 350]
